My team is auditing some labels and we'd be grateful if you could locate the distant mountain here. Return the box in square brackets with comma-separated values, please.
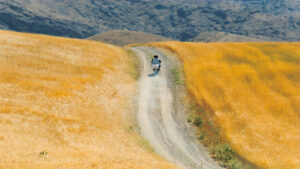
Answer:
[88, 30, 172, 46]
[191, 31, 273, 42]
[0, 0, 299, 41]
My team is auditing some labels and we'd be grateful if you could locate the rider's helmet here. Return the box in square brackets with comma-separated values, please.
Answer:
[154, 55, 158, 58]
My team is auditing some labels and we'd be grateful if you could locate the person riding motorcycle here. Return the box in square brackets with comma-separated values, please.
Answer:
[151, 55, 161, 72]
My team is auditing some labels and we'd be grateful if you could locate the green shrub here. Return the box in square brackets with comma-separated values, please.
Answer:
[214, 144, 233, 162]
[228, 159, 243, 169]
[197, 132, 205, 140]
[193, 116, 203, 127]
[213, 144, 243, 169]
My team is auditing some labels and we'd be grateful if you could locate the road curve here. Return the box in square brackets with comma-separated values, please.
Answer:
[130, 47, 221, 169]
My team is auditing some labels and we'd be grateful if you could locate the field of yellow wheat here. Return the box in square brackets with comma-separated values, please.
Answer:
[150, 41, 300, 169]
[0, 30, 178, 169]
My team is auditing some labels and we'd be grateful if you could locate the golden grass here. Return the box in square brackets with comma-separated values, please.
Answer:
[150, 41, 300, 169]
[0, 30, 178, 169]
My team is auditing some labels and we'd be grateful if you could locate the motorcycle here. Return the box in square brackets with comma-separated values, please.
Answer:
[149, 64, 160, 77]
[152, 64, 160, 72]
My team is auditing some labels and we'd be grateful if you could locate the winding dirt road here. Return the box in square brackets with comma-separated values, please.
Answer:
[130, 47, 221, 169]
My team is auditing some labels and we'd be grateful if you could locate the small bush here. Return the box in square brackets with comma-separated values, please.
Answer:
[214, 144, 233, 163]
[39, 151, 48, 157]
[193, 116, 203, 127]
[213, 144, 243, 169]
[197, 132, 205, 140]
[228, 159, 243, 169]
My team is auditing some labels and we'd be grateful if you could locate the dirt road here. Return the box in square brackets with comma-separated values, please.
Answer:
[130, 47, 221, 169]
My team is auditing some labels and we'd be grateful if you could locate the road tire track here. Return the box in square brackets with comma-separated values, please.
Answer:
[130, 47, 221, 169]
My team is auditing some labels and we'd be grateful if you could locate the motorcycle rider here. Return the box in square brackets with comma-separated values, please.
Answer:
[151, 55, 161, 72]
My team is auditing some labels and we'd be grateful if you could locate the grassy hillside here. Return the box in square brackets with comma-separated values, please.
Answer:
[88, 30, 172, 46]
[0, 30, 178, 169]
[150, 41, 300, 169]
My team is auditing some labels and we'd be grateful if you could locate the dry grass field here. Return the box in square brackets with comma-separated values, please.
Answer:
[0, 30, 178, 169]
[150, 41, 300, 169]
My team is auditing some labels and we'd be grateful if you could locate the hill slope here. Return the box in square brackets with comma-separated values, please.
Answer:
[191, 31, 272, 42]
[88, 30, 172, 46]
[0, 0, 299, 41]
[150, 41, 300, 169]
[0, 30, 178, 169]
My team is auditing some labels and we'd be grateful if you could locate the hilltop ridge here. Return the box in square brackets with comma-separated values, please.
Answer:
[1, 0, 299, 41]
[88, 30, 172, 46]
[191, 31, 273, 42]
